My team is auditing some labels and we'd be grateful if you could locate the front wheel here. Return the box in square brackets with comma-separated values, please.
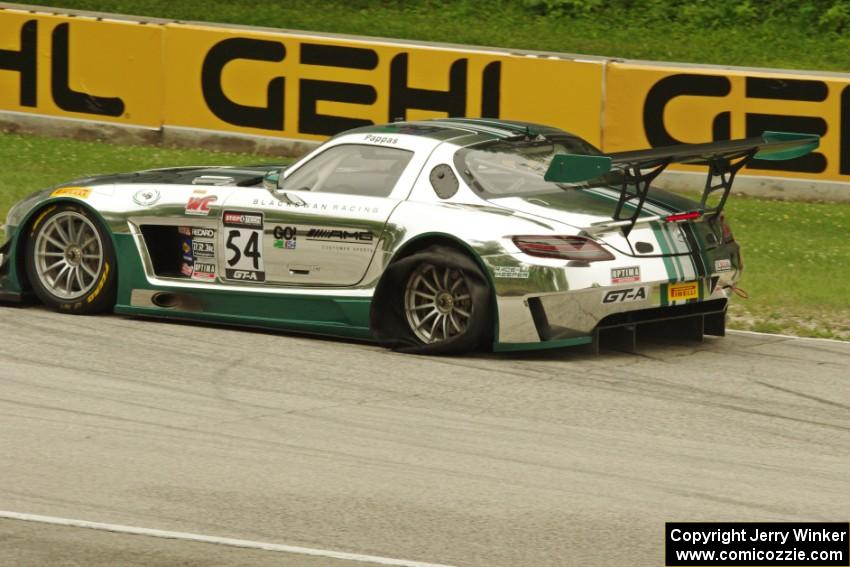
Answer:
[25, 204, 117, 314]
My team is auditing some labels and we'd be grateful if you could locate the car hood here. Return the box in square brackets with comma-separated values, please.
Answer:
[55, 164, 285, 189]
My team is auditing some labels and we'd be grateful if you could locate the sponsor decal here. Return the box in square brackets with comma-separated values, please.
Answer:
[306, 228, 373, 242]
[51, 187, 91, 199]
[273, 225, 297, 249]
[224, 211, 265, 282]
[192, 240, 215, 258]
[223, 211, 263, 228]
[133, 188, 160, 206]
[493, 266, 530, 279]
[30, 205, 58, 234]
[274, 240, 297, 249]
[714, 258, 732, 272]
[228, 269, 263, 281]
[86, 262, 110, 304]
[250, 199, 380, 215]
[177, 226, 192, 236]
[185, 190, 218, 215]
[602, 286, 648, 304]
[180, 231, 193, 264]
[668, 281, 699, 302]
[192, 262, 216, 280]
[192, 227, 215, 239]
[364, 134, 398, 144]
[611, 266, 641, 284]
[180, 262, 193, 277]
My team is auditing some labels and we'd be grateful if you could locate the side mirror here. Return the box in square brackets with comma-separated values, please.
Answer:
[262, 169, 285, 191]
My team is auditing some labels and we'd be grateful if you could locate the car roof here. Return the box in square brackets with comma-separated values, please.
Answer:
[344, 118, 580, 147]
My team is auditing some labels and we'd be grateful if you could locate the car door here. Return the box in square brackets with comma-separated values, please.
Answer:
[219, 141, 421, 286]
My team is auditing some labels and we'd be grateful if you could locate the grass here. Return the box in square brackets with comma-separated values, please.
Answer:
[1, 132, 848, 340]
[723, 197, 850, 340]
[41, 0, 850, 72]
[0, 134, 280, 231]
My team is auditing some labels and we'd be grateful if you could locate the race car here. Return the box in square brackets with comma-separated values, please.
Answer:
[0, 119, 817, 354]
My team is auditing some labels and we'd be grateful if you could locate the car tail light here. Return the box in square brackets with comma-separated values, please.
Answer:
[664, 211, 702, 222]
[512, 235, 615, 262]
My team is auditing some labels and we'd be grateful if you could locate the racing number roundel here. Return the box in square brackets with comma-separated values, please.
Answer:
[222, 211, 265, 282]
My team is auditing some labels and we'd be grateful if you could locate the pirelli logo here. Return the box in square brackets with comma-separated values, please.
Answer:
[668, 281, 699, 302]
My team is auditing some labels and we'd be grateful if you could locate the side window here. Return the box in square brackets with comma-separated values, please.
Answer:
[283, 144, 414, 198]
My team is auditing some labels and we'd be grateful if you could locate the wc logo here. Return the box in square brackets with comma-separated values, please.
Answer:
[200, 40, 502, 135]
[0, 21, 124, 117]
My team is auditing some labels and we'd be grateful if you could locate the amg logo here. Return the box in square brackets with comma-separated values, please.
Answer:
[602, 287, 648, 304]
[306, 229, 373, 242]
[192, 227, 215, 239]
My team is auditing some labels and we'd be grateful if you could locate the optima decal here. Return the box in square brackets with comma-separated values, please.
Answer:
[192, 262, 216, 280]
[611, 266, 640, 284]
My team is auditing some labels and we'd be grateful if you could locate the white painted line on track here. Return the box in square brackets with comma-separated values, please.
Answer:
[728, 329, 850, 345]
[0, 511, 458, 567]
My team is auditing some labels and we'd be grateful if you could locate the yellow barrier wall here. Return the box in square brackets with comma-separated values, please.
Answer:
[604, 62, 850, 183]
[162, 23, 603, 144]
[2, 6, 850, 187]
[0, 11, 162, 127]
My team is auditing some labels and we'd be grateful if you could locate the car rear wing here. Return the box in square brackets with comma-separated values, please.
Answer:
[544, 131, 819, 236]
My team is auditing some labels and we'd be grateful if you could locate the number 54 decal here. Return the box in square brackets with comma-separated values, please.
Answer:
[222, 211, 266, 282]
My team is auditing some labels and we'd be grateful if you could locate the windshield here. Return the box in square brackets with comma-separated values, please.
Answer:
[454, 136, 621, 198]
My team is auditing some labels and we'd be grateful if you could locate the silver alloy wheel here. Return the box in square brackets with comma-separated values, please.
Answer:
[404, 263, 473, 344]
[33, 211, 104, 301]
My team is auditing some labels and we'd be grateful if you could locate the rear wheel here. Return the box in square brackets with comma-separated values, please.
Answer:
[404, 263, 474, 344]
[369, 245, 492, 354]
[25, 204, 117, 314]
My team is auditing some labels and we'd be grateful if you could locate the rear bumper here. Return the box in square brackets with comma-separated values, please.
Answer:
[493, 276, 731, 351]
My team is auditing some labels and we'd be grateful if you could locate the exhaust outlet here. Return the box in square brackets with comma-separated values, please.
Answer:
[151, 292, 180, 308]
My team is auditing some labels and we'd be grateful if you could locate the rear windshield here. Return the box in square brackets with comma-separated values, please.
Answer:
[454, 136, 620, 198]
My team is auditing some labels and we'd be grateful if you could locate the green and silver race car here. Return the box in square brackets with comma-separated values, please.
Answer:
[0, 119, 817, 354]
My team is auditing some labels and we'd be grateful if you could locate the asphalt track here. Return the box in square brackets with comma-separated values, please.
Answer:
[1, 305, 849, 566]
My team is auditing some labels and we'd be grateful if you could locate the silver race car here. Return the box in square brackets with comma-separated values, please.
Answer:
[0, 119, 817, 353]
